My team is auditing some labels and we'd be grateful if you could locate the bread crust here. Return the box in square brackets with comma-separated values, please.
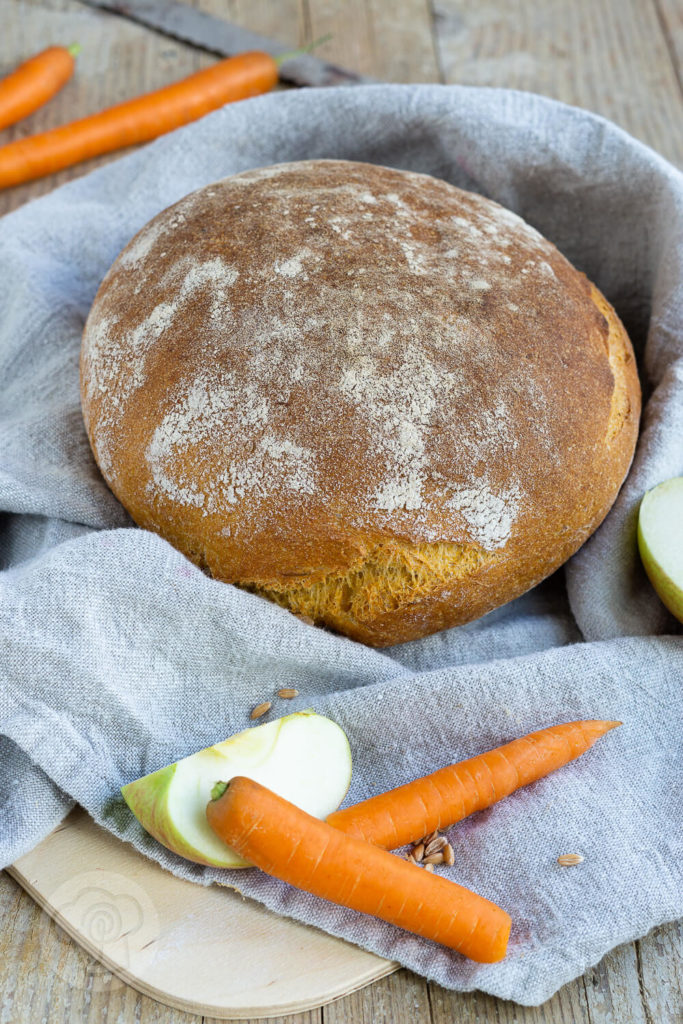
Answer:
[80, 159, 640, 646]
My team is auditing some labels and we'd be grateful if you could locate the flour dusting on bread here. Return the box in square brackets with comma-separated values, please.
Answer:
[82, 161, 603, 543]
[147, 368, 315, 511]
[446, 480, 522, 550]
[80, 159, 638, 645]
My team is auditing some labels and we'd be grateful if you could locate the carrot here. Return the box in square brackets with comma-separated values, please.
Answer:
[326, 720, 621, 850]
[206, 776, 511, 962]
[0, 51, 278, 190]
[0, 45, 79, 132]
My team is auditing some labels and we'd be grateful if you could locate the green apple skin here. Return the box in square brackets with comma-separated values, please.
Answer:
[637, 477, 683, 623]
[120, 761, 238, 865]
[121, 711, 352, 868]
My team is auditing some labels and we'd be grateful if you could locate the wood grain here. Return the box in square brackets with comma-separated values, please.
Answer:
[2, 0, 682, 1021]
[7, 809, 396, 1019]
[304, 0, 440, 81]
[638, 919, 683, 1023]
[192, 0, 304, 50]
[432, 0, 683, 166]
[2, 868, 682, 1024]
[0, 870, 203, 1024]
[654, 0, 683, 92]
[325, 969, 431, 1023]
[582, 939, 648, 1024]
[429, 975, 591, 1023]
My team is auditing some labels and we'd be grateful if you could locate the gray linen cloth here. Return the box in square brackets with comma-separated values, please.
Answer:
[1, 85, 681, 1005]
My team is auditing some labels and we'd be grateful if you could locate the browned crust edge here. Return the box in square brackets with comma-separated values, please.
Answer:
[246, 282, 640, 646]
[80, 166, 641, 649]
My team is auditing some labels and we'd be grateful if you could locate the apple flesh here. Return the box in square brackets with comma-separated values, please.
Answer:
[121, 711, 352, 868]
[638, 476, 683, 623]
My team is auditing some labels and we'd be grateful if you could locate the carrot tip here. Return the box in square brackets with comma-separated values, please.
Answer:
[584, 720, 622, 740]
[67, 43, 82, 58]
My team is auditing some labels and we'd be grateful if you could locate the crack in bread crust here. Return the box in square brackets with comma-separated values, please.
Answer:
[243, 540, 495, 638]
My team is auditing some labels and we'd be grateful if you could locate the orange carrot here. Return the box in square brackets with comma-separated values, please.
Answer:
[327, 720, 621, 850]
[0, 51, 278, 190]
[206, 776, 511, 962]
[0, 45, 79, 132]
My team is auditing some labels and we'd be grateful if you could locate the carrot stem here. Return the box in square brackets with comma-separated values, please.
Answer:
[327, 720, 621, 849]
[207, 776, 511, 962]
[210, 780, 228, 801]
[275, 34, 334, 65]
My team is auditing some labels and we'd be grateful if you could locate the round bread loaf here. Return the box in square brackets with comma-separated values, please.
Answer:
[80, 159, 640, 647]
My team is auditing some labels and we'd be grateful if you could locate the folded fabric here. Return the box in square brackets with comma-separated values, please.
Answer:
[0, 84, 681, 1005]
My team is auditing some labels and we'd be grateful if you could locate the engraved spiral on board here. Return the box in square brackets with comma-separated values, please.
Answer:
[37, 870, 159, 993]
[71, 886, 142, 947]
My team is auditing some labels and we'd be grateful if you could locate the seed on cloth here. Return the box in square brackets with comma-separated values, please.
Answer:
[250, 701, 272, 719]
[557, 853, 584, 866]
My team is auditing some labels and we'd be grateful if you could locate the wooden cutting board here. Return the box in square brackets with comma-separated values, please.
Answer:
[8, 808, 396, 1019]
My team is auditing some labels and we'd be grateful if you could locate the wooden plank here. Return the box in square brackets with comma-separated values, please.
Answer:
[582, 938, 648, 1024]
[324, 968, 432, 1023]
[432, 0, 683, 166]
[429, 972, 592, 1023]
[0, 870, 203, 1024]
[654, 0, 683, 87]
[638, 920, 683, 1024]
[306, 0, 440, 81]
[192, 0, 305, 49]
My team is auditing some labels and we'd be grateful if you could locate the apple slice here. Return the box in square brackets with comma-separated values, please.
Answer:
[121, 711, 352, 868]
[638, 476, 683, 623]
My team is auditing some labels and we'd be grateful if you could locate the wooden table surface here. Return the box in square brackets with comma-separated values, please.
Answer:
[1, 1, 682, 1022]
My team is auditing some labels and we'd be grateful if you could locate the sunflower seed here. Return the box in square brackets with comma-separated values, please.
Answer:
[412, 842, 425, 862]
[277, 688, 299, 699]
[423, 851, 444, 866]
[443, 843, 455, 867]
[425, 836, 448, 857]
[557, 853, 584, 866]
[250, 701, 272, 720]
[424, 862, 435, 873]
